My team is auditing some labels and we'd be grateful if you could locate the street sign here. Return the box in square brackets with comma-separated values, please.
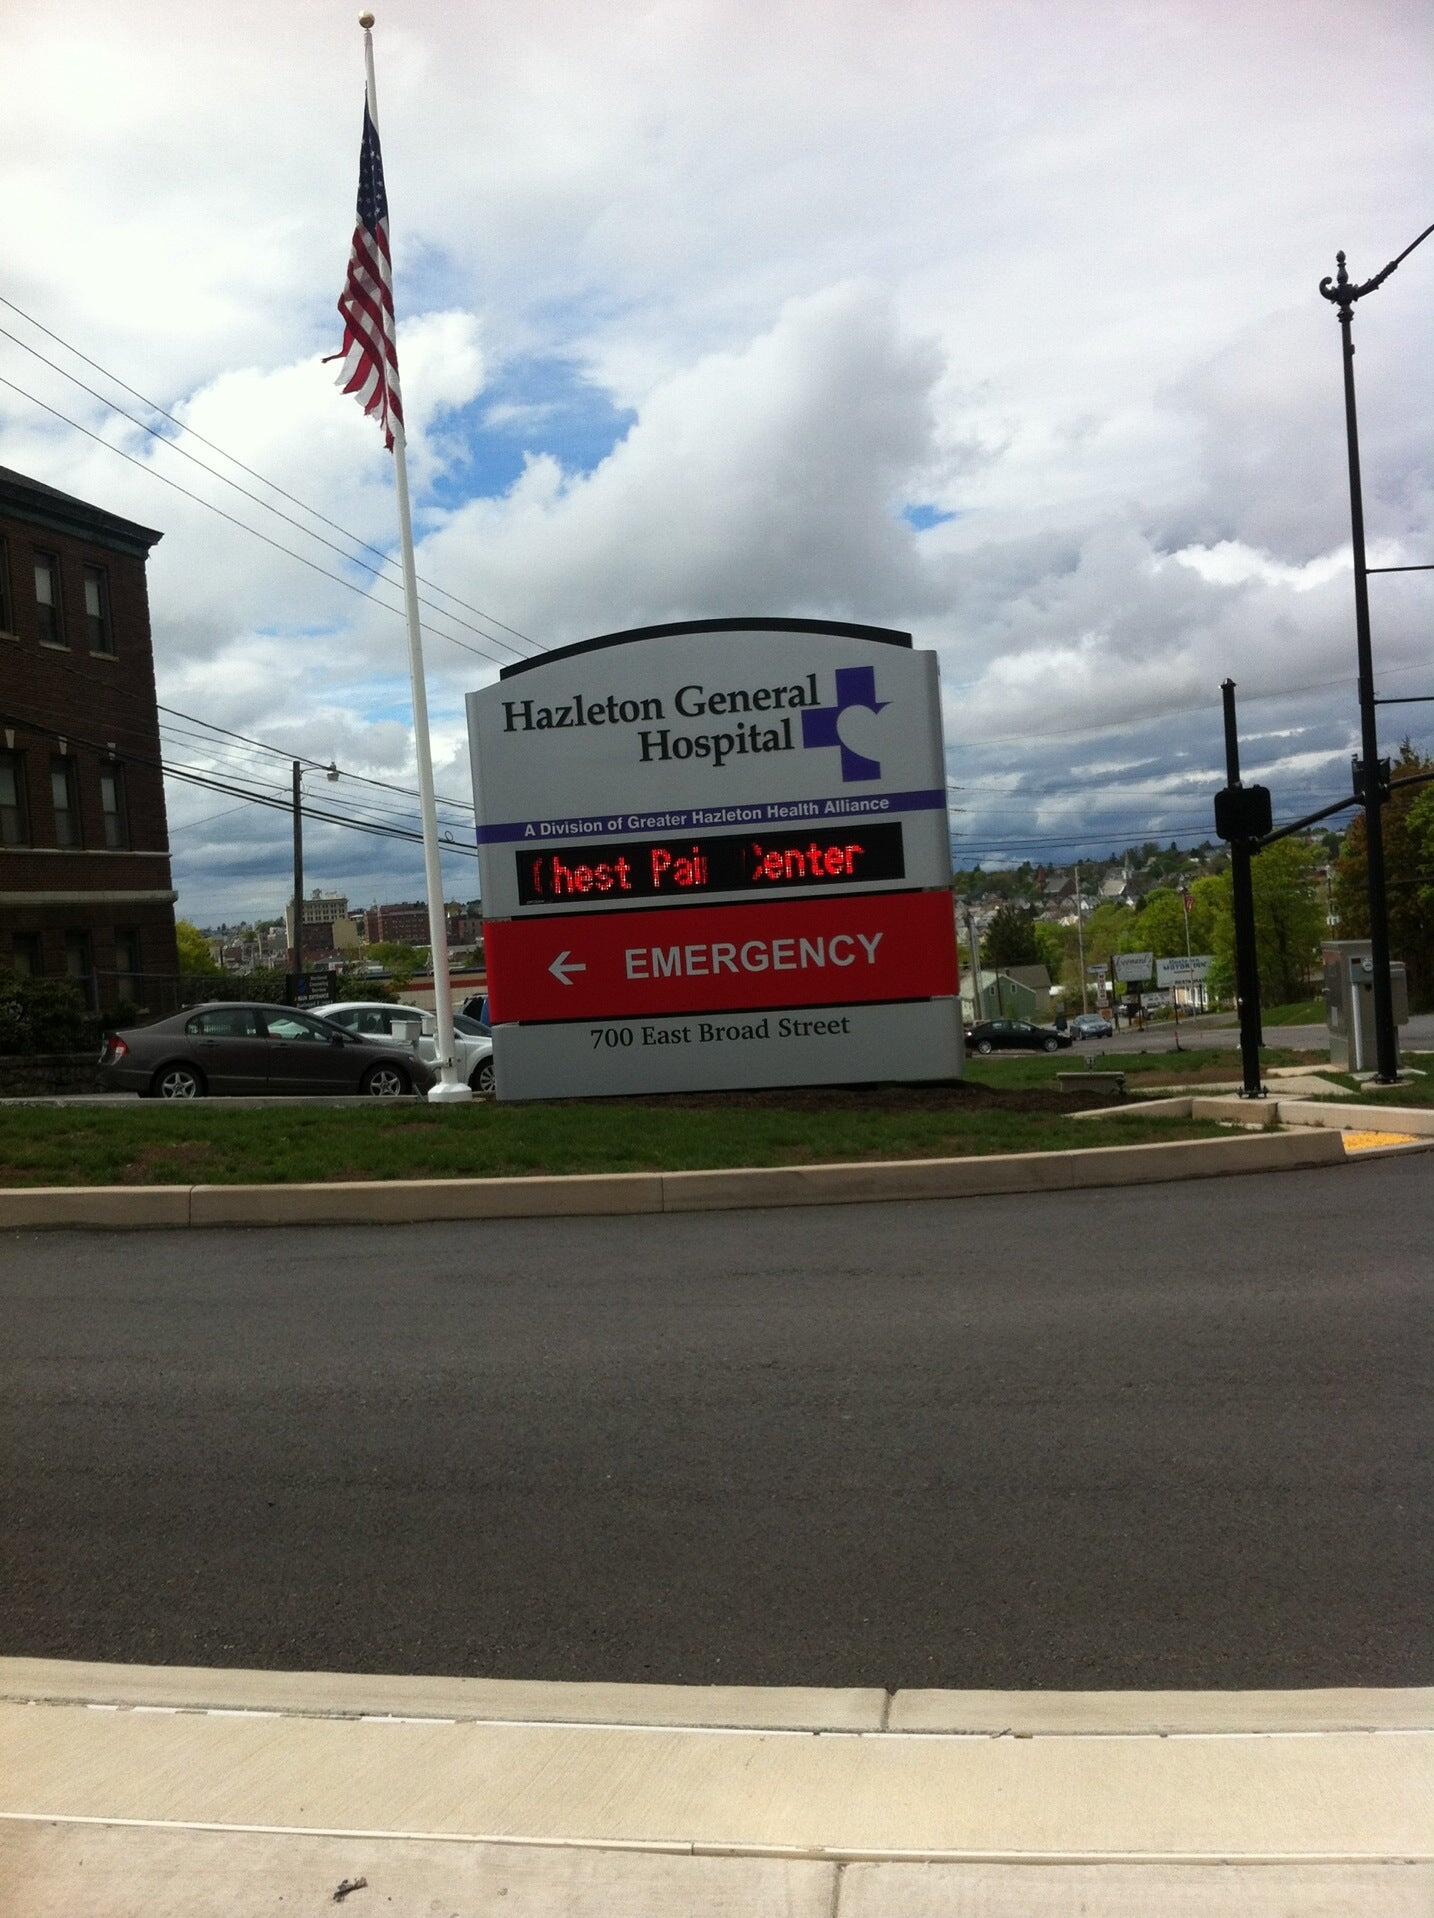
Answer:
[1113, 951, 1154, 983]
[466, 618, 962, 1098]
[1156, 954, 1213, 986]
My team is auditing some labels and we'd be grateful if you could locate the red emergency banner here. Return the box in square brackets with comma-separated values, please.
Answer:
[486, 889, 958, 1024]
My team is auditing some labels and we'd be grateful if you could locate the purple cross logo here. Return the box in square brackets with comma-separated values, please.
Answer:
[801, 666, 888, 782]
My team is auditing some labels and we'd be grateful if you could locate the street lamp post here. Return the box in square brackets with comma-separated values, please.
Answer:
[289, 758, 339, 1002]
[1319, 225, 1433, 1083]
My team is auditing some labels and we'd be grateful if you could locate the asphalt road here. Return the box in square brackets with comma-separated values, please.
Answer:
[2, 1158, 1430, 1690]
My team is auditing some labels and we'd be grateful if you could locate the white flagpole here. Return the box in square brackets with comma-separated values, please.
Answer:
[360, 13, 470, 1102]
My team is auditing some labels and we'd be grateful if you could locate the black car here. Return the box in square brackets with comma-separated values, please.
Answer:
[968, 1018, 1074, 1055]
[99, 1002, 440, 1099]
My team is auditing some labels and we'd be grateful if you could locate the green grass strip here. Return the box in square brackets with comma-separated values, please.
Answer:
[0, 1098, 1226, 1188]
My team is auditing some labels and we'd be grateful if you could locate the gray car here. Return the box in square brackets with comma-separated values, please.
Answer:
[99, 1002, 438, 1099]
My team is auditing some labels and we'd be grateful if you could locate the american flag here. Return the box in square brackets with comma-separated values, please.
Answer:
[330, 101, 403, 449]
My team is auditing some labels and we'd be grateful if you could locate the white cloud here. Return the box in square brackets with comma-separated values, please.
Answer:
[2, 0, 1431, 918]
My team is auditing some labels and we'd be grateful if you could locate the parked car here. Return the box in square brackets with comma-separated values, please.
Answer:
[1069, 1012, 1115, 1040]
[314, 1001, 494, 1094]
[968, 1018, 1074, 1055]
[98, 1003, 438, 1099]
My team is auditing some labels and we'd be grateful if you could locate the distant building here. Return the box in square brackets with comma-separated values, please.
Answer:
[284, 889, 360, 958]
[363, 900, 430, 946]
[0, 466, 177, 1007]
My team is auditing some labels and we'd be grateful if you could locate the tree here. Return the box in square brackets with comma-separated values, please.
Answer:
[1209, 836, 1324, 1005]
[1334, 742, 1434, 1011]
[365, 940, 424, 984]
[1123, 888, 1188, 960]
[1082, 901, 1135, 967]
[1031, 920, 1066, 984]
[980, 903, 1040, 969]
[175, 921, 220, 977]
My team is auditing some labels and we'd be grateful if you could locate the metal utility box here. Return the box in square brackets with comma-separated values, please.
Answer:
[1322, 939, 1409, 1071]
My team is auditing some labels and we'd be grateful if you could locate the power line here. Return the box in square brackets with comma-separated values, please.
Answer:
[155, 702, 476, 813]
[2, 703, 481, 861]
[0, 373, 522, 671]
[4, 630, 477, 815]
[0, 290, 538, 647]
[0, 321, 534, 660]
[945, 661, 1434, 749]
[167, 802, 254, 835]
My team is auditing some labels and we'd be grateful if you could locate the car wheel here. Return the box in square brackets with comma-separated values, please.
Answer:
[1043, 1037, 1060, 1052]
[153, 1063, 204, 1100]
[471, 1060, 495, 1094]
[975, 1038, 994, 1054]
[362, 1062, 409, 1098]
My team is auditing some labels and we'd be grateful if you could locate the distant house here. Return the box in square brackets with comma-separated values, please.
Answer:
[962, 963, 1054, 1023]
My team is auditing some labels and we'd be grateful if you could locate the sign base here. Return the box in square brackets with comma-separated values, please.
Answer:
[494, 999, 964, 1101]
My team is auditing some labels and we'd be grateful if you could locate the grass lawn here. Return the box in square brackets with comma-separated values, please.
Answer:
[1258, 997, 1327, 1026]
[1313, 1068, 1434, 1109]
[0, 1096, 1227, 1188]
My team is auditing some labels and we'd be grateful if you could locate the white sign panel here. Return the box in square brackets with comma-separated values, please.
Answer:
[466, 619, 962, 1100]
[1113, 951, 1155, 984]
[1156, 954, 1213, 986]
[468, 620, 951, 919]
[496, 1001, 962, 1101]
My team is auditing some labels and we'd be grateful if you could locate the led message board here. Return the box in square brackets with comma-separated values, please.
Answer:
[515, 822, 906, 905]
[466, 618, 962, 1099]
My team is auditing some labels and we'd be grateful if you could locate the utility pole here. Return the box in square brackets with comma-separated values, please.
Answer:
[289, 758, 340, 1005]
[1319, 227, 1433, 1083]
[1074, 863, 1088, 1014]
[1218, 682, 1267, 1099]
[963, 902, 984, 1022]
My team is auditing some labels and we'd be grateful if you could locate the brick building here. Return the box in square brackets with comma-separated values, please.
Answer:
[0, 466, 177, 1006]
[363, 900, 431, 945]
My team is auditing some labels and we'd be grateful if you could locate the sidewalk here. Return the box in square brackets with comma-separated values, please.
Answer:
[2, 1659, 1429, 1913]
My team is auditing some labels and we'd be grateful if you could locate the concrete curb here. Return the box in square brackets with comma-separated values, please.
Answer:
[5, 1658, 1428, 1737]
[0, 1128, 1346, 1231]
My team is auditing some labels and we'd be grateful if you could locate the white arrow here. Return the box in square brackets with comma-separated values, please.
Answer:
[548, 949, 587, 987]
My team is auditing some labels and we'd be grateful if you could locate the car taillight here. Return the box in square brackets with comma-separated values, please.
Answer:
[104, 1035, 129, 1063]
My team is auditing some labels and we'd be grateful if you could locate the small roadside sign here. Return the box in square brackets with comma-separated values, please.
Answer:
[1113, 951, 1154, 984]
[1156, 954, 1213, 986]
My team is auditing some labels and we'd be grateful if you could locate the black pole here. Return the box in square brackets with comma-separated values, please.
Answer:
[290, 760, 303, 1004]
[1318, 236, 1434, 1081]
[1222, 681, 1264, 1099]
[1327, 260, 1397, 1080]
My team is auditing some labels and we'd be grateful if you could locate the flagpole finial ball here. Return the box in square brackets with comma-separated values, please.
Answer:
[359, 11, 374, 27]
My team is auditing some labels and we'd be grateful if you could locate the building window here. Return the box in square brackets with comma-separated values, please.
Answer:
[0, 749, 29, 846]
[51, 756, 82, 848]
[113, 929, 142, 998]
[0, 538, 13, 635]
[83, 565, 114, 654]
[34, 552, 64, 645]
[64, 930, 91, 980]
[100, 763, 129, 848]
[10, 933, 42, 977]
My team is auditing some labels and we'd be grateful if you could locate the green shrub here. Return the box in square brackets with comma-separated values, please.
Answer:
[0, 970, 94, 1055]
